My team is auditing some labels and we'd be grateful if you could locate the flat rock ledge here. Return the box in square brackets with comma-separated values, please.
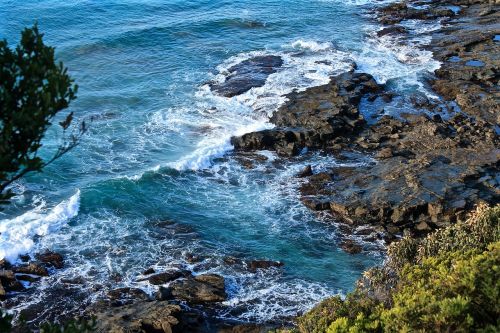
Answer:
[231, 0, 500, 242]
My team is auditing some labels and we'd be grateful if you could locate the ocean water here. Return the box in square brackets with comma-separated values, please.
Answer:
[0, 0, 440, 324]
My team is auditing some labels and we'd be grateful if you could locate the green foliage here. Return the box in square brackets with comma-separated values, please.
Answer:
[0, 308, 95, 333]
[295, 205, 500, 333]
[0, 24, 85, 205]
[39, 318, 96, 333]
[0, 309, 13, 332]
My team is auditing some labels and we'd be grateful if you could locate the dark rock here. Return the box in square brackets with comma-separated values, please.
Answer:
[0, 269, 24, 292]
[248, 260, 284, 272]
[15, 274, 41, 283]
[107, 287, 150, 302]
[302, 198, 331, 211]
[232, 71, 380, 156]
[89, 301, 182, 333]
[155, 286, 173, 301]
[143, 270, 189, 285]
[14, 263, 48, 276]
[61, 276, 85, 284]
[223, 256, 243, 266]
[377, 25, 408, 37]
[36, 251, 64, 269]
[297, 165, 313, 178]
[210, 55, 283, 97]
[170, 274, 227, 303]
[19, 254, 31, 262]
[142, 267, 156, 275]
[340, 240, 363, 254]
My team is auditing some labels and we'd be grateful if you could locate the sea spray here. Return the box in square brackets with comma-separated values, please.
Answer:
[0, 190, 80, 262]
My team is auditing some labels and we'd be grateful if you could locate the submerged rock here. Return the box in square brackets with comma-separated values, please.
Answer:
[210, 55, 283, 97]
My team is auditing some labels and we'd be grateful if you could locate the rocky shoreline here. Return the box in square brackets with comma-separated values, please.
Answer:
[232, 0, 499, 244]
[2, 0, 499, 332]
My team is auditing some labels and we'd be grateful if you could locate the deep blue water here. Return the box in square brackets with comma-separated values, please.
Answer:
[0, 0, 440, 323]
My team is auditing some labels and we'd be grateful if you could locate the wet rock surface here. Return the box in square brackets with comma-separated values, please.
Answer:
[210, 55, 283, 97]
[170, 273, 227, 303]
[231, 71, 381, 156]
[232, 0, 500, 242]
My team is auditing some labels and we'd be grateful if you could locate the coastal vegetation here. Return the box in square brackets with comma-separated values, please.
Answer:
[291, 204, 500, 332]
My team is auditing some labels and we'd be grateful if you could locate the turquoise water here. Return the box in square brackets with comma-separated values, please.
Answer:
[0, 0, 440, 323]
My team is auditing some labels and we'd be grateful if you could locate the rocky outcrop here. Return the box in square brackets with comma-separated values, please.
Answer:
[429, 4, 500, 125]
[169, 274, 227, 303]
[36, 251, 64, 269]
[210, 55, 283, 97]
[90, 301, 182, 333]
[0, 252, 65, 299]
[231, 0, 499, 243]
[231, 71, 381, 156]
[248, 260, 284, 272]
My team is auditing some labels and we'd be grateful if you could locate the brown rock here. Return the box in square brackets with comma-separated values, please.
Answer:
[170, 274, 227, 303]
[248, 260, 284, 272]
[340, 240, 362, 254]
[13, 263, 48, 277]
[36, 251, 64, 269]
[90, 301, 181, 333]
[297, 165, 313, 178]
[140, 270, 188, 285]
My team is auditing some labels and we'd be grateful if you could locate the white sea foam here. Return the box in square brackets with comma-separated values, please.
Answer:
[291, 40, 333, 52]
[354, 23, 441, 93]
[161, 41, 354, 172]
[0, 190, 80, 263]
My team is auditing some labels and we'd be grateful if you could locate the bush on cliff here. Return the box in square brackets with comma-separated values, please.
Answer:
[293, 204, 500, 333]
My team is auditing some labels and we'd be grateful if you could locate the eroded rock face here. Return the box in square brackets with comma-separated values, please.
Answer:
[231, 71, 381, 156]
[170, 274, 227, 303]
[232, 0, 500, 241]
[247, 260, 284, 272]
[210, 55, 283, 97]
[36, 251, 64, 269]
[90, 301, 182, 333]
[302, 113, 499, 237]
[142, 270, 190, 285]
[429, 5, 500, 125]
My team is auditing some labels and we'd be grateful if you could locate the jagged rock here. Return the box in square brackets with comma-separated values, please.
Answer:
[13, 263, 48, 276]
[140, 270, 189, 285]
[340, 240, 363, 254]
[107, 287, 150, 303]
[36, 251, 64, 269]
[377, 25, 408, 37]
[142, 267, 156, 275]
[0, 270, 24, 292]
[156, 286, 173, 301]
[170, 274, 226, 303]
[297, 165, 313, 178]
[90, 301, 182, 333]
[231, 71, 381, 156]
[248, 260, 284, 272]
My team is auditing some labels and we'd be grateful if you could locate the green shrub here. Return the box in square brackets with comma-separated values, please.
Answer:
[294, 204, 500, 333]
